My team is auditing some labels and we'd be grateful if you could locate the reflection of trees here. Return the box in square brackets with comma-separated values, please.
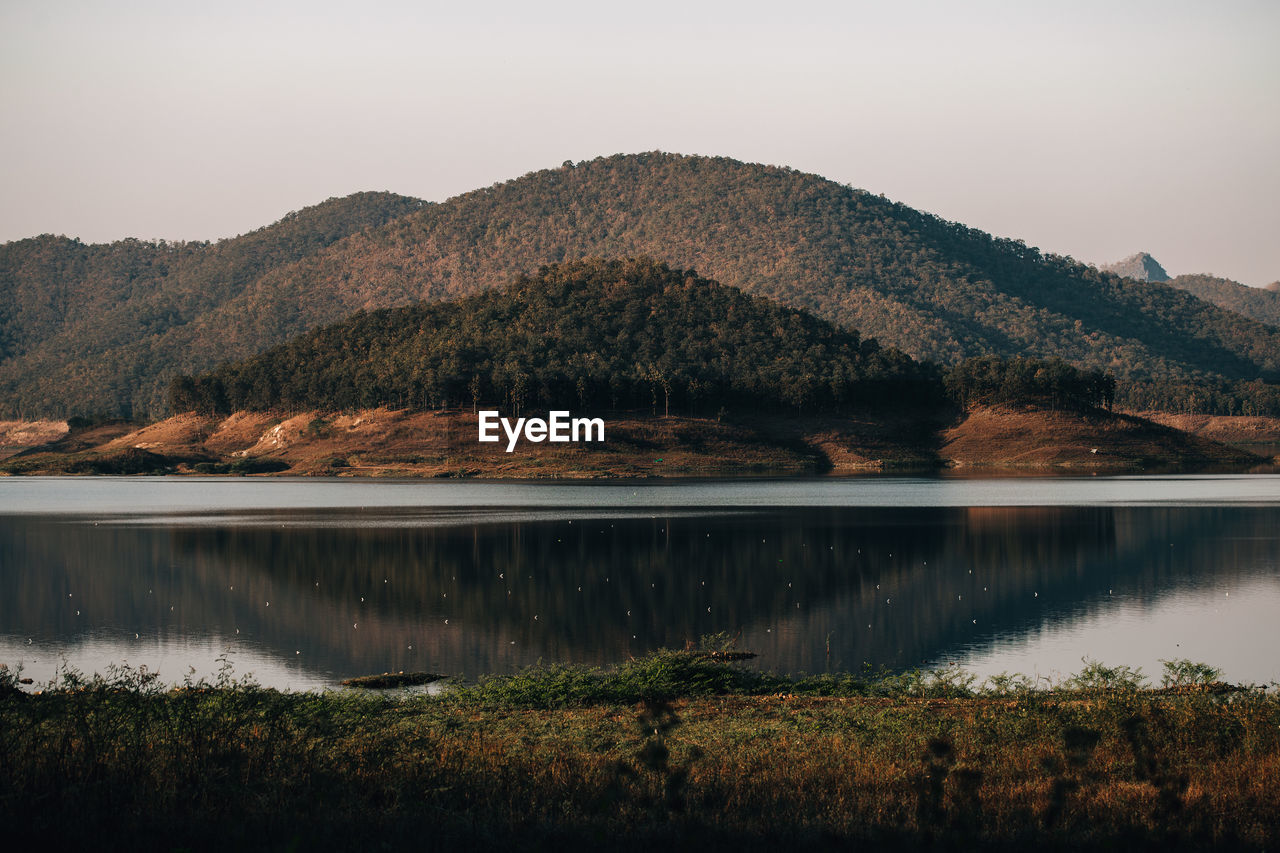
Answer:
[1, 506, 1276, 679]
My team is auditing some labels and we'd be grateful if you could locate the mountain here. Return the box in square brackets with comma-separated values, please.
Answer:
[1101, 252, 1170, 282]
[1265, 282, 1280, 293]
[0, 192, 425, 418]
[3, 153, 1279, 419]
[1162, 274, 1280, 330]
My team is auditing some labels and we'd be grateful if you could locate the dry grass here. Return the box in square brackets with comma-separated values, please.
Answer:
[941, 404, 1259, 470]
[0, 419, 68, 459]
[2, 657, 1277, 851]
[1136, 412, 1280, 444]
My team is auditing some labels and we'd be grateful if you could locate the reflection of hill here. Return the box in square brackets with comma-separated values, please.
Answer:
[2, 505, 1277, 680]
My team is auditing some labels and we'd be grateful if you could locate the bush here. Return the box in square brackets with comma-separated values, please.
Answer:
[1160, 659, 1223, 688]
[64, 448, 172, 475]
[229, 457, 291, 475]
[1062, 658, 1147, 692]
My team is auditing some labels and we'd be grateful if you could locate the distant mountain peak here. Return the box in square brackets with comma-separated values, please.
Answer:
[1102, 252, 1170, 282]
[1265, 281, 1280, 292]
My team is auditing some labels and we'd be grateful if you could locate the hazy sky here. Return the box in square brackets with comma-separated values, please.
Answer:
[2, 0, 1277, 285]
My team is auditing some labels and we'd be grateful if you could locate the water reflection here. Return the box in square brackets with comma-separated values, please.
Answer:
[2, 502, 1277, 687]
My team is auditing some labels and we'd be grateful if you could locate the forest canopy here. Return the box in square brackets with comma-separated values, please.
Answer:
[169, 259, 1118, 418]
[169, 259, 935, 416]
[943, 355, 1116, 411]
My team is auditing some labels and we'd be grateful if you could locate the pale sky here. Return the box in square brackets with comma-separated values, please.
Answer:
[2, 0, 1277, 285]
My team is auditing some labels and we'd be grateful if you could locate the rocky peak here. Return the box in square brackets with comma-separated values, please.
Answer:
[1102, 252, 1170, 282]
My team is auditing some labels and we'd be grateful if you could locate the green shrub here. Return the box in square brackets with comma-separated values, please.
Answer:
[1159, 658, 1223, 687]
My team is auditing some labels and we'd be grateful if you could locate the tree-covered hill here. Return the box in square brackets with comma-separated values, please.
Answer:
[4, 153, 1279, 418]
[1161, 274, 1280, 330]
[1099, 253, 1280, 329]
[169, 259, 938, 417]
[0, 191, 425, 418]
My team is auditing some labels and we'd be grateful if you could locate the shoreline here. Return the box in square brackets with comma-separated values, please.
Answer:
[2, 404, 1275, 478]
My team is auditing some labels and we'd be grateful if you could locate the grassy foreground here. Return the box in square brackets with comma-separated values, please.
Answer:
[2, 654, 1278, 852]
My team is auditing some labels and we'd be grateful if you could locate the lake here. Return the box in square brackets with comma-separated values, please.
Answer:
[2, 475, 1278, 690]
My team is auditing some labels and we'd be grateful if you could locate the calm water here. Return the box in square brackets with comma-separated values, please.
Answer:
[2, 476, 1278, 689]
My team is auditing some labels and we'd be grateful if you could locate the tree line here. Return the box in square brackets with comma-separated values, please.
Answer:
[169, 258, 940, 417]
[169, 258, 1120, 419]
[943, 355, 1116, 411]
[1117, 377, 1280, 417]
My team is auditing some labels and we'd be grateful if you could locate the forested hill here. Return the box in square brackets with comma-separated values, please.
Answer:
[169, 259, 935, 417]
[1162, 274, 1280, 330]
[5, 153, 1280, 418]
[0, 191, 425, 418]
